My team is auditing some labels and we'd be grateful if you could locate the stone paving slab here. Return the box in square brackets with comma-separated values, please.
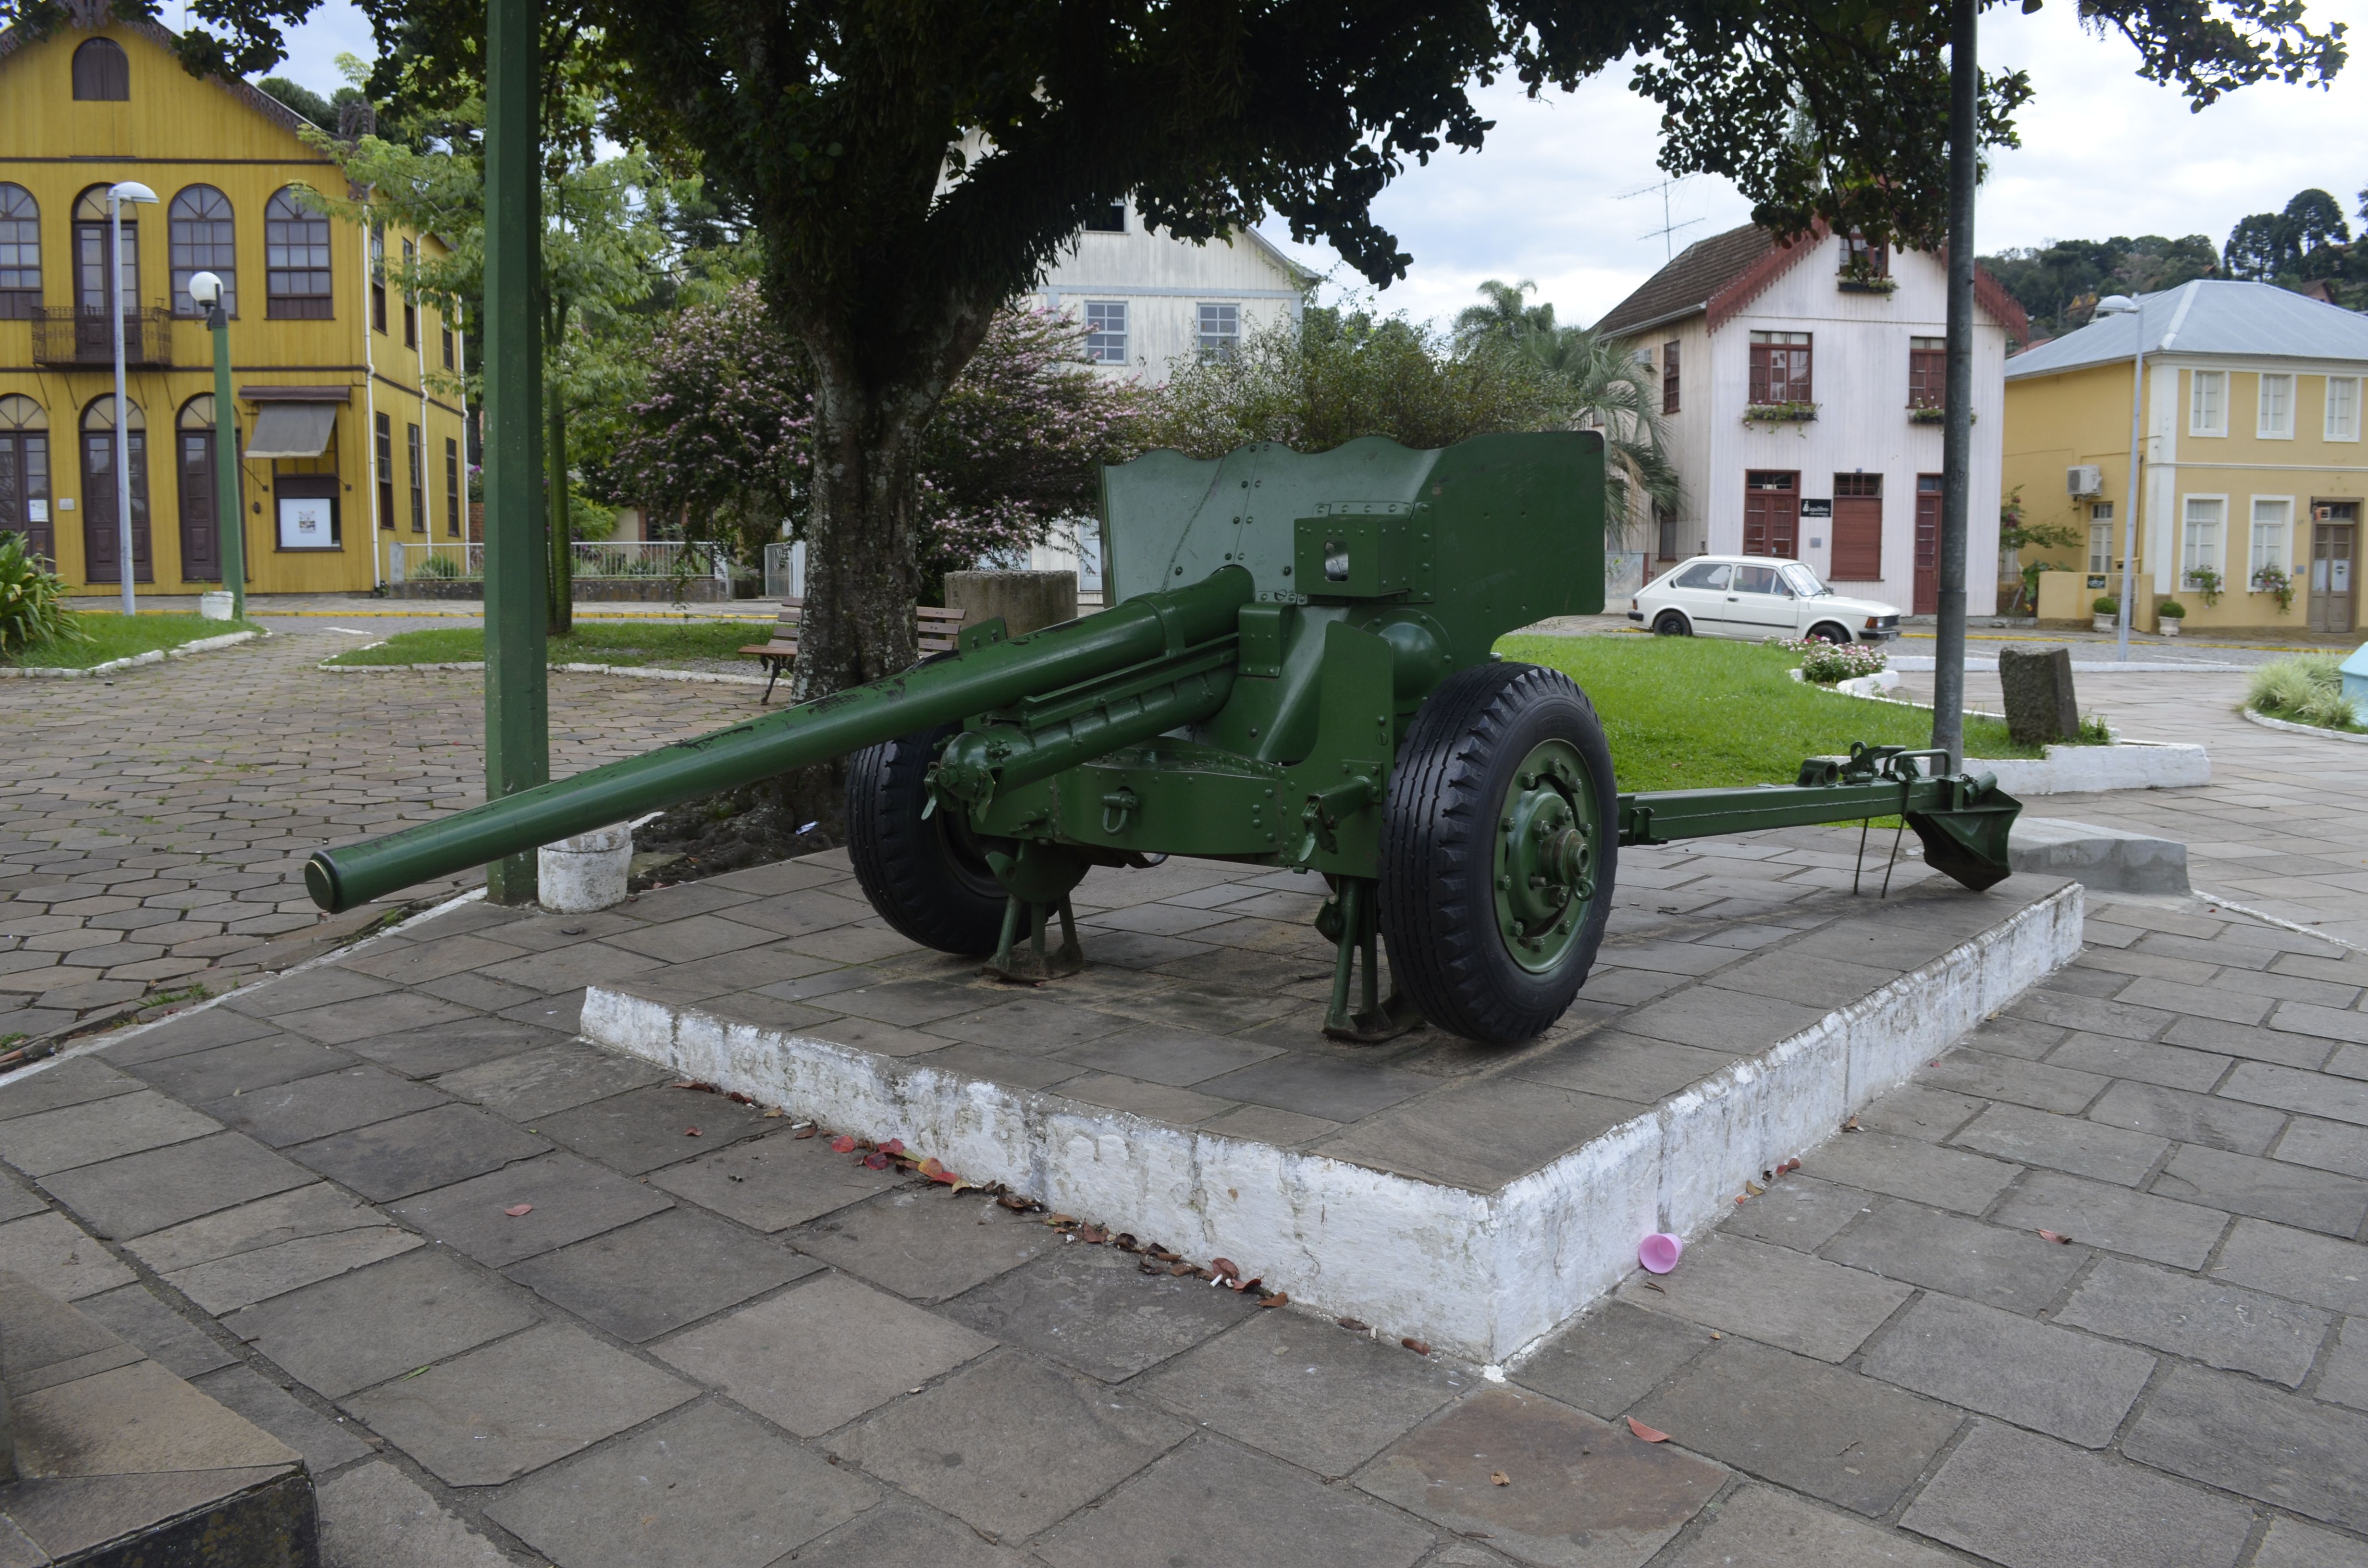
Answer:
[4, 752, 2368, 1566]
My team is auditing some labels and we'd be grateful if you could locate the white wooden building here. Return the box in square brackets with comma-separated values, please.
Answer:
[1595, 224, 2027, 615]
[1014, 201, 1309, 598]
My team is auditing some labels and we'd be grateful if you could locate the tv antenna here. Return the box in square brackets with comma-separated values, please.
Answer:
[1618, 176, 1703, 262]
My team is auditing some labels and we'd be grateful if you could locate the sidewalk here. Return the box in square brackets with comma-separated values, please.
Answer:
[0, 841, 2361, 1567]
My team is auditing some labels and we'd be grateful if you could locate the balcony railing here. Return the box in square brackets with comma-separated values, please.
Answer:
[29, 306, 175, 369]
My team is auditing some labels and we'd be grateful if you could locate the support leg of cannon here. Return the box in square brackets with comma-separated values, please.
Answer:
[986, 894, 1084, 983]
[1321, 878, 1424, 1043]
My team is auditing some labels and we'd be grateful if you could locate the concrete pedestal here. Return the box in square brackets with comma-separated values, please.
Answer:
[538, 824, 633, 913]
[945, 570, 1078, 637]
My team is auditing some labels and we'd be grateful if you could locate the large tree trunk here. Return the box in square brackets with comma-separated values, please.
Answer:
[790, 365, 928, 701]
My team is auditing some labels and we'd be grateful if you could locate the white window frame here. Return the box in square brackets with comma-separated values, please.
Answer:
[2180, 494, 2227, 584]
[1196, 302, 1240, 361]
[2329, 375, 2363, 442]
[1083, 300, 1127, 365]
[2087, 502, 2114, 574]
[2257, 373, 2294, 440]
[2189, 370, 2226, 437]
[2248, 496, 2293, 583]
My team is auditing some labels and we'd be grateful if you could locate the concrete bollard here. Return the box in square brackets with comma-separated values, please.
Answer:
[538, 824, 634, 913]
[945, 569, 1078, 638]
[197, 590, 235, 622]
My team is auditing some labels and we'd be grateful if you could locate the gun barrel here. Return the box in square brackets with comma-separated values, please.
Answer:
[303, 566, 1256, 914]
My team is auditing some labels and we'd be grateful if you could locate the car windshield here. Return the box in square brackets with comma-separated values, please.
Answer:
[1782, 564, 1827, 597]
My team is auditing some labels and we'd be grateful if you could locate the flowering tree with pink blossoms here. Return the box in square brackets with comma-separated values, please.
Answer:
[609, 284, 1147, 596]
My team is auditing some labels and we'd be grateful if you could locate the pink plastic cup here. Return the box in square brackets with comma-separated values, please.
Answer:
[1639, 1233, 1684, 1274]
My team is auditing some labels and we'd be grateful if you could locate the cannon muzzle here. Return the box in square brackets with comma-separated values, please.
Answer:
[304, 566, 1255, 913]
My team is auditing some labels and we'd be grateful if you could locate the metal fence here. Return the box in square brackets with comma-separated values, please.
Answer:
[763, 541, 805, 602]
[387, 539, 730, 585]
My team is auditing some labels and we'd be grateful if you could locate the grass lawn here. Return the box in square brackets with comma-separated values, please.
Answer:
[5, 612, 261, 670]
[321, 620, 775, 668]
[1496, 634, 2036, 795]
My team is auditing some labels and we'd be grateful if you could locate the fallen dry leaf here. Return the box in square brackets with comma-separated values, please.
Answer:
[830, 1134, 857, 1154]
[1230, 1276, 1262, 1294]
[1744, 1180, 1766, 1196]
[1259, 1293, 1289, 1309]
[878, 1138, 906, 1157]
[945, 1177, 976, 1195]
[862, 1152, 891, 1170]
[767, 1109, 790, 1120]
[1843, 1115, 1861, 1132]
[503, 1203, 533, 1217]
[2039, 1229, 2074, 1245]
[671, 1079, 719, 1094]
[918, 1157, 946, 1179]
[1168, 1262, 1194, 1277]
[1641, 1279, 1666, 1294]
[1781, 1158, 1801, 1174]
[1627, 1417, 1670, 1443]
[1210, 1257, 1242, 1281]
[1491, 1471, 1511, 1487]
[1046, 1213, 1077, 1227]
[1337, 1317, 1369, 1332]
[684, 1127, 703, 1138]
[1402, 1337, 1431, 1356]
[1079, 1225, 1107, 1244]
[726, 1091, 756, 1106]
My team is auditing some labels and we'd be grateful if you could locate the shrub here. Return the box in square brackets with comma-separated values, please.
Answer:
[2248, 653, 2358, 730]
[1774, 636, 1888, 684]
[417, 553, 461, 579]
[2092, 596, 2119, 615]
[2157, 599, 2186, 619]
[0, 534, 85, 658]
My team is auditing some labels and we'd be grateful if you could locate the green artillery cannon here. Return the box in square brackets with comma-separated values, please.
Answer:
[305, 432, 2019, 1045]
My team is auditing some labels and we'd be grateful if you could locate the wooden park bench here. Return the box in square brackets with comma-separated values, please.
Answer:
[740, 601, 967, 703]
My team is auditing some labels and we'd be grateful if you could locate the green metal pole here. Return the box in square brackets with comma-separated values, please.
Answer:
[207, 305, 244, 619]
[481, 0, 549, 904]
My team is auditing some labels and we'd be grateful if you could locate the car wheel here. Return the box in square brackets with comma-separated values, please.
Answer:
[1652, 611, 1690, 637]
[1806, 622, 1852, 645]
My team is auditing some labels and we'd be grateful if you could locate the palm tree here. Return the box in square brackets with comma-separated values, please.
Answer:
[1453, 279, 1558, 354]
[1550, 332, 1682, 555]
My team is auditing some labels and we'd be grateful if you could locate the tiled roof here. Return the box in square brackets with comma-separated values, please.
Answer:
[1592, 224, 1778, 339]
[2005, 279, 2368, 378]
[1595, 222, 2032, 343]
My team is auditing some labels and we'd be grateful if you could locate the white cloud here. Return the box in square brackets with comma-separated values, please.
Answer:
[1254, 0, 2366, 331]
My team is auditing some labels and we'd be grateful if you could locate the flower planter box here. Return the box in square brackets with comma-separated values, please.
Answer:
[2092, 614, 2117, 633]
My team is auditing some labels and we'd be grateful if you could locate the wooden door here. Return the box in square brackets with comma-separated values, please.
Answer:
[1831, 474, 1883, 581]
[0, 432, 51, 563]
[1743, 471, 1798, 558]
[1913, 474, 1941, 614]
[81, 430, 152, 583]
[2312, 511, 2357, 634]
[178, 429, 219, 582]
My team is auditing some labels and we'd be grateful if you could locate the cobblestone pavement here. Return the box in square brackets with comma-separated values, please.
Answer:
[0, 839, 2357, 1567]
[0, 625, 757, 1046]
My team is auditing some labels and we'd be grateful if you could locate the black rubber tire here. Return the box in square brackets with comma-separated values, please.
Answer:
[846, 721, 1010, 955]
[1806, 621, 1852, 644]
[1653, 610, 1690, 636]
[1378, 662, 1620, 1044]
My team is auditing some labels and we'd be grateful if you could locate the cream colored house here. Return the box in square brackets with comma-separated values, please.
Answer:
[2008, 281, 2368, 634]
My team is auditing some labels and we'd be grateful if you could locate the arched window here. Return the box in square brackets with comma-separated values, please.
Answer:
[0, 395, 53, 565]
[265, 187, 332, 319]
[72, 37, 129, 101]
[169, 186, 236, 317]
[80, 396, 150, 586]
[72, 184, 139, 311]
[0, 185, 37, 320]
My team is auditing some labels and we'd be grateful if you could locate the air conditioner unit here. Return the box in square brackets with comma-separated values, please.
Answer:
[2066, 465, 2103, 498]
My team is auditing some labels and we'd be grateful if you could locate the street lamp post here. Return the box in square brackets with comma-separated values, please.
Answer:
[188, 270, 244, 620]
[2095, 293, 2148, 662]
[105, 181, 158, 619]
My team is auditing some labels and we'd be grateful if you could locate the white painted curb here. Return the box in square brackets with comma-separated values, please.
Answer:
[581, 881, 2082, 1363]
[0, 628, 263, 679]
[1801, 669, 2209, 793]
[2239, 707, 2368, 745]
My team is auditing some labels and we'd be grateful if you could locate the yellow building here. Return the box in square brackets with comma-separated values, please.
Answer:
[0, 13, 465, 596]
[2006, 280, 2368, 636]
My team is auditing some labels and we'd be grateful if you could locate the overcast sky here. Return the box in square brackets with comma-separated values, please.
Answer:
[252, 0, 2366, 330]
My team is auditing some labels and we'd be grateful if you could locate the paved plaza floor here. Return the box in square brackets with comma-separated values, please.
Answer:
[3, 623, 2368, 1567]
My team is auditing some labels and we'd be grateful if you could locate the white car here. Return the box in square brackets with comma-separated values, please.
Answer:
[1628, 556, 1902, 644]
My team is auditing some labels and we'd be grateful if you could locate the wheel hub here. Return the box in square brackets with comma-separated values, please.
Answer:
[1492, 740, 1600, 973]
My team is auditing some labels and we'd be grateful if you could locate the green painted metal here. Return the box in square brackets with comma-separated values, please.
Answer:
[303, 432, 2022, 1044]
[304, 567, 1254, 913]
[480, 0, 548, 905]
[206, 304, 244, 619]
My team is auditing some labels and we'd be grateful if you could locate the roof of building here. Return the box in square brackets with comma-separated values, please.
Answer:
[2003, 279, 2368, 379]
[0, 0, 318, 143]
[1593, 220, 2029, 342]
